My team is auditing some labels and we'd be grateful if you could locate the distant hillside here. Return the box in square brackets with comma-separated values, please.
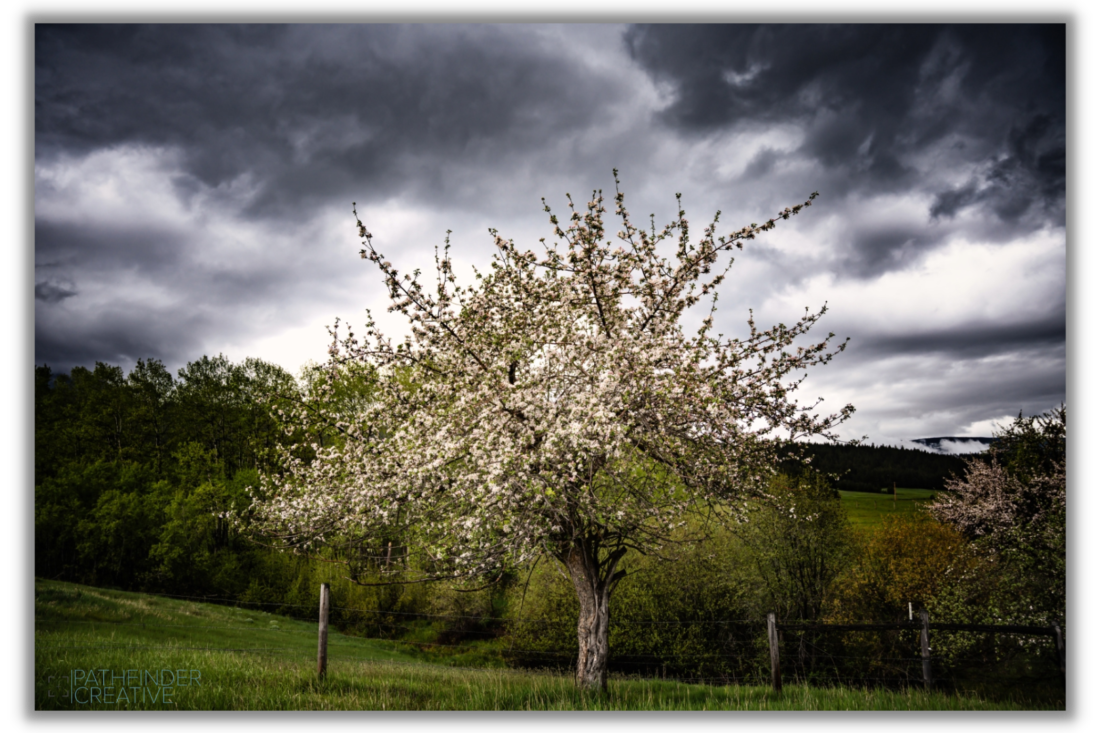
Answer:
[782, 442, 972, 493]
[910, 436, 994, 455]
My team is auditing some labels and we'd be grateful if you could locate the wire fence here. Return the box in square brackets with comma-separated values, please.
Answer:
[35, 586, 1066, 697]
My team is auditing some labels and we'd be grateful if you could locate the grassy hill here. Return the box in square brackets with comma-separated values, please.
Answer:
[838, 487, 939, 528]
[35, 578, 1053, 710]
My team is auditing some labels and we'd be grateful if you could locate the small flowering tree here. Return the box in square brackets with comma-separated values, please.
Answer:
[926, 406, 1065, 623]
[245, 173, 853, 691]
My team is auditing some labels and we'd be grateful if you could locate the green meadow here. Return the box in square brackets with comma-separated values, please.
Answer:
[838, 488, 939, 528]
[35, 578, 1055, 711]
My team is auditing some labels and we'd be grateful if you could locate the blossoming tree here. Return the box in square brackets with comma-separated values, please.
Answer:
[926, 406, 1065, 623]
[245, 173, 853, 690]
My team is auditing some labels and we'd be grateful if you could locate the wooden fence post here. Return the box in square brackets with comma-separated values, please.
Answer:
[919, 609, 932, 691]
[1052, 622, 1065, 676]
[767, 613, 782, 692]
[317, 582, 331, 680]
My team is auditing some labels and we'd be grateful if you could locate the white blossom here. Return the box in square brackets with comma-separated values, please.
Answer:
[238, 179, 852, 686]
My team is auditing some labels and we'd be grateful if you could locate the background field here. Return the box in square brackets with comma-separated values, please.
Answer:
[838, 488, 939, 528]
[35, 578, 1058, 711]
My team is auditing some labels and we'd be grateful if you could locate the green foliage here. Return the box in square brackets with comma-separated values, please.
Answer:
[900, 407, 1067, 696]
[991, 406, 1066, 626]
[502, 523, 765, 681]
[829, 513, 978, 623]
[75, 485, 162, 588]
[734, 471, 856, 621]
[34, 355, 296, 596]
[24, 367, 961, 687]
[920, 554, 1064, 703]
[991, 405, 1065, 483]
[504, 474, 855, 682]
[817, 514, 977, 688]
[126, 358, 176, 475]
[37, 460, 159, 586]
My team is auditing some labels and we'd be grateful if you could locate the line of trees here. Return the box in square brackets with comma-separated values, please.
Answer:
[783, 443, 969, 493]
[35, 355, 298, 593]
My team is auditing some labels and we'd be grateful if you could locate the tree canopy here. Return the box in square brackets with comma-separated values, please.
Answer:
[243, 174, 853, 689]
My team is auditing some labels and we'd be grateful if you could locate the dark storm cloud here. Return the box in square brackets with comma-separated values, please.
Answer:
[35, 219, 188, 276]
[853, 315, 1067, 361]
[803, 328, 1065, 442]
[624, 23, 1065, 269]
[34, 278, 77, 304]
[32, 23, 1065, 441]
[35, 305, 210, 374]
[840, 224, 941, 279]
[32, 206, 358, 376]
[35, 24, 625, 220]
[34, 23, 641, 376]
[930, 112, 1066, 225]
[894, 354, 1065, 429]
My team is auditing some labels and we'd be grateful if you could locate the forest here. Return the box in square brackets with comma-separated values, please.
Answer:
[781, 442, 970, 493]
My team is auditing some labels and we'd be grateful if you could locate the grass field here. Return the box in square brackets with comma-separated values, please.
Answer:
[838, 488, 939, 528]
[35, 578, 1057, 711]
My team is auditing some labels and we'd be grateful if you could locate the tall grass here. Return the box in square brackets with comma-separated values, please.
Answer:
[35, 579, 1058, 711]
[36, 652, 1057, 711]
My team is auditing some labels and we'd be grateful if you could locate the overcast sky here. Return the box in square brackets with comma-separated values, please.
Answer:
[33, 22, 1066, 445]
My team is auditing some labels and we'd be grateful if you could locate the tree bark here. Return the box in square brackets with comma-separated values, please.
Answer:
[562, 541, 626, 693]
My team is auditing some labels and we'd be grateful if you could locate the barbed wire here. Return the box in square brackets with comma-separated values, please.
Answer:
[35, 619, 761, 661]
[329, 604, 760, 626]
[42, 585, 1061, 633]
[32, 616, 1056, 669]
[40, 586, 766, 625]
[777, 653, 925, 662]
[36, 585, 1064, 694]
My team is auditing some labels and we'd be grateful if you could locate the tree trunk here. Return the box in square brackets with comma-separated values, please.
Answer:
[562, 542, 626, 693]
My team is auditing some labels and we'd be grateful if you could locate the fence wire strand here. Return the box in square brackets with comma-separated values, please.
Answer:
[37, 587, 1064, 693]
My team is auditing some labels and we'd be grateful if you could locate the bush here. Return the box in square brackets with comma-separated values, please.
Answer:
[502, 526, 766, 683]
[734, 471, 856, 622]
[829, 513, 977, 623]
[503, 471, 857, 683]
[926, 406, 1065, 628]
